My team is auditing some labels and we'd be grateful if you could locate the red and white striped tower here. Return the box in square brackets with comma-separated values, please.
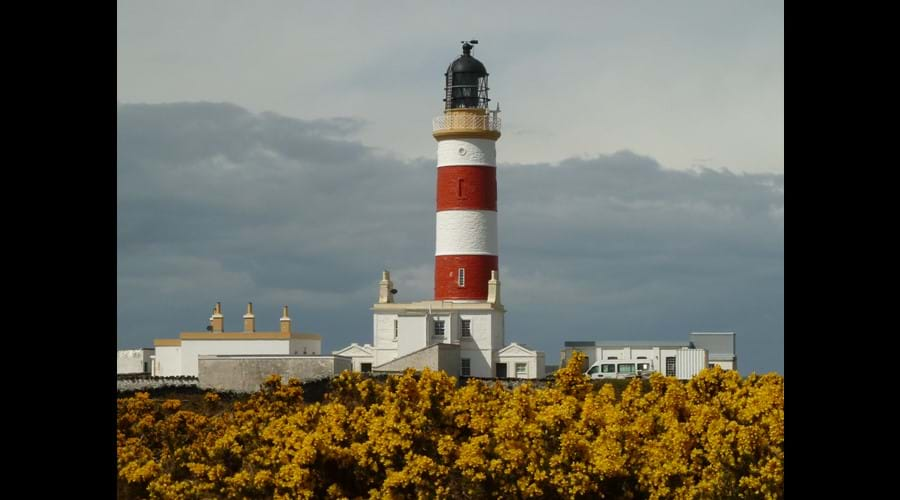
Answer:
[433, 41, 501, 301]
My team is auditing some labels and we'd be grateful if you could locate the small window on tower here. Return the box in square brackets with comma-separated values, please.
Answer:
[393, 319, 398, 339]
[458, 268, 465, 287]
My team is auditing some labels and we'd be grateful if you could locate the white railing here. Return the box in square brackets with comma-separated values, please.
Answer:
[433, 112, 502, 133]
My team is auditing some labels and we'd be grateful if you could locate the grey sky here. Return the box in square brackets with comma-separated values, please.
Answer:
[117, 102, 783, 374]
[117, 0, 783, 174]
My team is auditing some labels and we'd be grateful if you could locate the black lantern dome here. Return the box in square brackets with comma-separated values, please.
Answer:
[444, 40, 490, 110]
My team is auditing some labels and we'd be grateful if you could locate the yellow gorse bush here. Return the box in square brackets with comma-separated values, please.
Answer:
[117, 352, 783, 499]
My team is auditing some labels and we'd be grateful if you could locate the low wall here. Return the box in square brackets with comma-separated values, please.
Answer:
[117, 376, 199, 391]
[198, 355, 352, 393]
[373, 343, 460, 375]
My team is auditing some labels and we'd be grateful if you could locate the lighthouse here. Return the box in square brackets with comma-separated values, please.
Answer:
[433, 40, 501, 301]
[334, 41, 545, 380]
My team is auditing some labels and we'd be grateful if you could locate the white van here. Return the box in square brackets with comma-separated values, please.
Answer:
[585, 359, 654, 379]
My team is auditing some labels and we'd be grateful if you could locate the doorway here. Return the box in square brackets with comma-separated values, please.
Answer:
[496, 363, 507, 378]
[665, 357, 676, 377]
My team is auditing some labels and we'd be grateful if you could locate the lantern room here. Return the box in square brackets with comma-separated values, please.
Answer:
[444, 40, 490, 110]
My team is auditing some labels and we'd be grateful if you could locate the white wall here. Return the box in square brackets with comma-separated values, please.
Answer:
[496, 352, 545, 379]
[352, 355, 375, 372]
[117, 349, 153, 374]
[373, 314, 398, 366]
[675, 349, 708, 379]
[179, 339, 291, 376]
[491, 311, 505, 349]
[374, 313, 398, 348]
[154, 346, 182, 377]
[501, 356, 534, 379]
[397, 315, 428, 358]
[288, 338, 322, 355]
[466, 312, 497, 352]
[459, 347, 493, 378]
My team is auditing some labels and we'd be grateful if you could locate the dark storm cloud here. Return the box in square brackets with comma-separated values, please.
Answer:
[117, 102, 783, 374]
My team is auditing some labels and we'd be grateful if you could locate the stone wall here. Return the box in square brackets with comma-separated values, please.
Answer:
[198, 355, 352, 393]
[373, 343, 460, 375]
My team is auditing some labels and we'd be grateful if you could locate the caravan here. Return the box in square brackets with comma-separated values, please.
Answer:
[585, 359, 654, 380]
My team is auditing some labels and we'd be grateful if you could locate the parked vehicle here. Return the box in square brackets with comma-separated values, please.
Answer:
[585, 359, 654, 379]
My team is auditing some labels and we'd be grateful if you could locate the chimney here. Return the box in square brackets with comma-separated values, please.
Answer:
[280, 305, 291, 334]
[378, 270, 394, 304]
[243, 302, 256, 332]
[210, 302, 224, 333]
[487, 270, 501, 305]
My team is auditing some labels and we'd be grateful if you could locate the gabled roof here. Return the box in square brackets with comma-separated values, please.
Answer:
[497, 342, 540, 357]
[332, 343, 375, 357]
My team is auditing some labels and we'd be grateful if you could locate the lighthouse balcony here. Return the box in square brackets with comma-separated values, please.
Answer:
[433, 111, 502, 139]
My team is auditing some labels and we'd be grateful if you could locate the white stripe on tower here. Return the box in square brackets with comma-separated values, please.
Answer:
[437, 138, 497, 167]
[435, 210, 498, 256]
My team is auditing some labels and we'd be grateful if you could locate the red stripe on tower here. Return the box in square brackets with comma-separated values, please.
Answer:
[436, 165, 497, 211]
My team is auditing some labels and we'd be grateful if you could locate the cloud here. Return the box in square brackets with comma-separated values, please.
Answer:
[117, 102, 783, 374]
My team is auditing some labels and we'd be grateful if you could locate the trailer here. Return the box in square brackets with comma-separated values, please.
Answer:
[674, 349, 708, 380]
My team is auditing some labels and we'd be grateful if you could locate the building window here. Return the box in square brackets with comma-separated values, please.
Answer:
[458, 268, 465, 287]
[434, 319, 445, 336]
[617, 364, 636, 374]
[143, 362, 148, 373]
[393, 319, 398, 339]
[361, 363, 372, 373]
[607, 356, 618, 360]
[461, 358, 471, 376]
[637, 356, 647, 359]
[515, 363, 527, 378]
[461, 319, 471, 337]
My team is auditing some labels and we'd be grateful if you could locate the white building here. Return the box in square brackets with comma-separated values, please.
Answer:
[117, 348, 154, 374]
[331, 343, 375, 373]
[335, 271, 545, 379]
[496, 342, 546, 379]
[559, 332, 737, 379]
[151, 303, 322, 377]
